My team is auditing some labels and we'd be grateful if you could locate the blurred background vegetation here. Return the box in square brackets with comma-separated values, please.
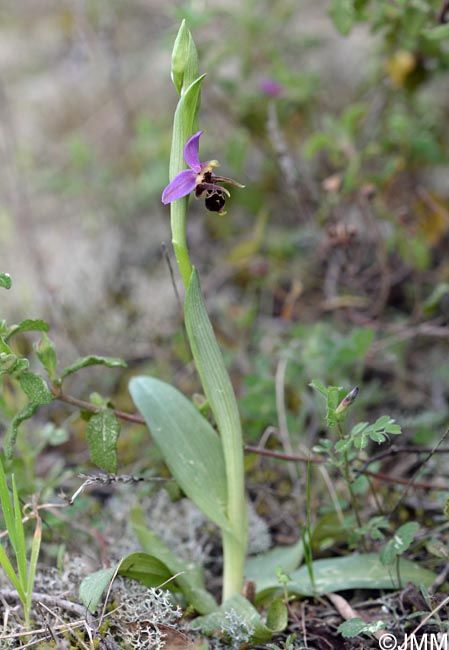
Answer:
[2, 0, 449, 484]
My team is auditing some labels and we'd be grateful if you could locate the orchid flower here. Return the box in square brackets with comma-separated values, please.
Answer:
[162, 130, 244, 214]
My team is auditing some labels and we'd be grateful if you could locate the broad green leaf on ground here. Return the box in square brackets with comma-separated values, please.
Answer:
[86, 410, 120, 473]
[191, 593, 279, 643]
[129, 376, 230, 533]
[131, 506, 217, 614]
[287, 554, 434, 596]
[245, 540, 303, 601]
[118, 552, 174, 588]
[247, 553, 433, 598]
[80, 566, 117, 613]
[61, 355, 127, 379]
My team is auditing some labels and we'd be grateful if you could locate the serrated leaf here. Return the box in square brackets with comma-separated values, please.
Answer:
[61, 355, 127, 379]
[4, 402, 39, 459]
[0, 273, 12, 289]
[129, 376, 230, 533]
[79, 566, 117, 613]
[19, 372, 53, 405]
[5, 319, 49, 342]
[86, 410, 120, 473]
[131, 506, 217, 614]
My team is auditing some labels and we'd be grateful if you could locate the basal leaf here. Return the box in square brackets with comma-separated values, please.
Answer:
[129, 376, 230, 533]
[118, 552, 174, 588]
[131, 506, 217, 614]
[80, 566, 117, 613]
[191, 593, 275, 643]
[287, 554, 434, 595]
[245, 541, 303, 601]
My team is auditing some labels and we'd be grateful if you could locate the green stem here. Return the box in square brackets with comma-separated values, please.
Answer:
[170, 197, 193, 288]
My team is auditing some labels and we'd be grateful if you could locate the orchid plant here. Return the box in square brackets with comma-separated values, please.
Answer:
[129, 21, 248, 607]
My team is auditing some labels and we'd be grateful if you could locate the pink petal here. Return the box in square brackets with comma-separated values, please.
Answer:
[184, 130, 203, 172]
[161, 169, 197, 204]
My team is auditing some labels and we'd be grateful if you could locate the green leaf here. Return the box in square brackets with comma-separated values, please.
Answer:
[328, 0, 355, 36]
[169, 74, 206, 185]
[129, 376, 230, 533]
[191, 593, 275, 643]
[34, 333, 57, 379]
[0, 352, 19, 375]
[338, 618, 386, 638]
[0, 544, 25, 602]
[286, 554, 433, 595]
[423, 24, 449, 41]
[131, 506, 217, 614]
[61, 355, 127, 379]
[79, 566, 117, 613]
[0, 273, 12, 289]
[309, 380, 342, 428]
[0, 459, 16, 544]
[19, 372, 53, 405]
[4, 402, 39, 460]
[26, 516, 42, 617]
[185, 269, 246, 519]
[380, 522, 420, 566]
[185, 269, 247, 598]
[5, 319, 49, 343]
[308, 379, 328, 398]
[171, 20, 200, 97]
[86, 410, 120, 473]
[266, 599, 288, 633]
[245, 541, 303, 600]
[12, 475, 27, 590]
[118, 552, 174, 588]
[247, 554, 434, 597]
